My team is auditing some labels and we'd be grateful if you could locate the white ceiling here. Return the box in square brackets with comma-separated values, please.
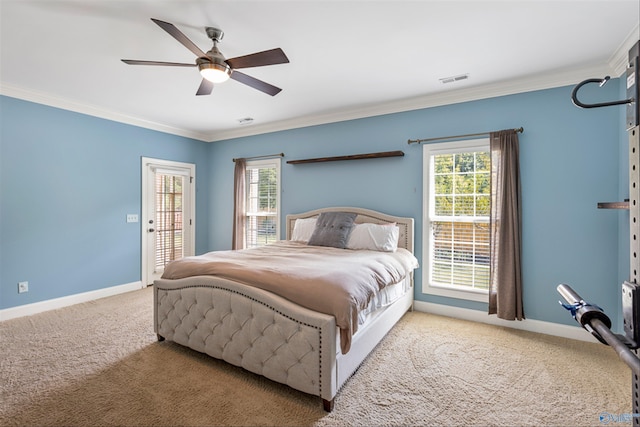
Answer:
[1, 1, 639, 142]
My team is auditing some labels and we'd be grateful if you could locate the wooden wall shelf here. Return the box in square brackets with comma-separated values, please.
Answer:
[287, 150, 404, 165]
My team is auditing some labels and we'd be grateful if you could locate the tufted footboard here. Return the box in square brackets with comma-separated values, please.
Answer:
[154, 275, 339, 410]
[152, 208, 415, 411]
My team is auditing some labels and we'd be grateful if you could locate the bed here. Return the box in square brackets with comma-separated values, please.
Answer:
[153, 207, 418, 411]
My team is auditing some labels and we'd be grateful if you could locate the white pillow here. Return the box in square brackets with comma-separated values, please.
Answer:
[291, 217, 318, 243]
[346, 222, 399, 252]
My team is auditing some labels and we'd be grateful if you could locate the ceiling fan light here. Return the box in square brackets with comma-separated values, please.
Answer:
[199, 62, 231, 83]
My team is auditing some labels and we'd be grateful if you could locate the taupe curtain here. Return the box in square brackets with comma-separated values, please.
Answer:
[488, 129, 524, 320]
[232, 159, 246, 250]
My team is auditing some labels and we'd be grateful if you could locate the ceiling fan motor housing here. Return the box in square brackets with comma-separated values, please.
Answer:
[197, 44, 232, 82]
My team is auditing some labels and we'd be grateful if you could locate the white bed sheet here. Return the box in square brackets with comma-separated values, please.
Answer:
[332, 274, 412, 353]
[358, 276, 412, 325]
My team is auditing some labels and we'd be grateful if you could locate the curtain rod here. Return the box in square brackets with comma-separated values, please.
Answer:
[407, 127, 524, 145]
[232, 153, 284, 162]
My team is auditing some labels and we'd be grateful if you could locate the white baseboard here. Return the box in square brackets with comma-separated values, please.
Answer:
[0, 281, 144, 321]
[413, 300, 600, 344]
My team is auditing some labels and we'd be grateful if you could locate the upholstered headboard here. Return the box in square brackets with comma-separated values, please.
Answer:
[286, 207, 414, 253]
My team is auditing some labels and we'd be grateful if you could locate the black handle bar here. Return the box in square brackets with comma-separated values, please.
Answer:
[557, 284, 640, 376]
[570, 76, 634, 109]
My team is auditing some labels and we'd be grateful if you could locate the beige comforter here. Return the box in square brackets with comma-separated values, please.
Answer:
[161, 241, 419, 353]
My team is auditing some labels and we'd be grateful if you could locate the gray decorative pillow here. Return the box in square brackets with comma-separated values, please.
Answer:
[307, 212, 357, 248]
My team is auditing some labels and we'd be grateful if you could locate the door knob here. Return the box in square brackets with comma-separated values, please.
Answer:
[148, 228, 155, 232]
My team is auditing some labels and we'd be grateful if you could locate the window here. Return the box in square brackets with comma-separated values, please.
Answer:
[423, 139, 490, 302]
[245, 158, 281, 248]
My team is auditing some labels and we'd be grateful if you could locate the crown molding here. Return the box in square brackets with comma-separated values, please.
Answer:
[207, 63, 615, 142]
[0, 84, 211, 142]
[610, 24, 639, 76]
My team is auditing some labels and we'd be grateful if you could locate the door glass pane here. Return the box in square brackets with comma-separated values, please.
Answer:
[155, 173, 184, 270]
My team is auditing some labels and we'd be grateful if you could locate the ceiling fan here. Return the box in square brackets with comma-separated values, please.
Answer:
[122, 18, 289, 96]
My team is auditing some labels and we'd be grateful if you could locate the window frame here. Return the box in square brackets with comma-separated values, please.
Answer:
[422, 138, 490, 303]
[244, 158, 281, 248]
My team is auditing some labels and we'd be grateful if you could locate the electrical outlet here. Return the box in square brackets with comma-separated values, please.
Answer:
[126, 214, 139, 223]
[18, 281, 28, 293]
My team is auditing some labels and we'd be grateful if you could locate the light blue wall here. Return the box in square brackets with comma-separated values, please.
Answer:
[209, 82, 625, 330]
[0, 96, 209, 309]
[1, 79, 629, 333]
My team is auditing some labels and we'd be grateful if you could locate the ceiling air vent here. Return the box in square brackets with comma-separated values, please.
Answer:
[237, 117, 254, 125]
[439, 73, 469, 84]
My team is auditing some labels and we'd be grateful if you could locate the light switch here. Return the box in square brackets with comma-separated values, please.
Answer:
[126, 214, 139, 223]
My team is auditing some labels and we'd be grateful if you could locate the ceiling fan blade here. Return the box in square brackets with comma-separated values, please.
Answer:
[230, 71, 282, 96]
[121, 59, 196, 67]
[196, 79, 214, 96]
[151, 18, 207, 58]
[226, 48, 289, 69]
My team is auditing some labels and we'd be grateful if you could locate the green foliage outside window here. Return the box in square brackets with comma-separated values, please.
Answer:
[257, 168, 277, 212]
[433, 151, 490, 216]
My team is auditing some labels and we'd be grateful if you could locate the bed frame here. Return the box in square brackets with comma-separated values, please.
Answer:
[153, 207, 415, 411]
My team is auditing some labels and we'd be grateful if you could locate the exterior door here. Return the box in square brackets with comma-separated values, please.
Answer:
[141, 157, 195, 286]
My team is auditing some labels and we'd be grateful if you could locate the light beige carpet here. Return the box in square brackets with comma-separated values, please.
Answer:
[0, 287, 631, 426]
